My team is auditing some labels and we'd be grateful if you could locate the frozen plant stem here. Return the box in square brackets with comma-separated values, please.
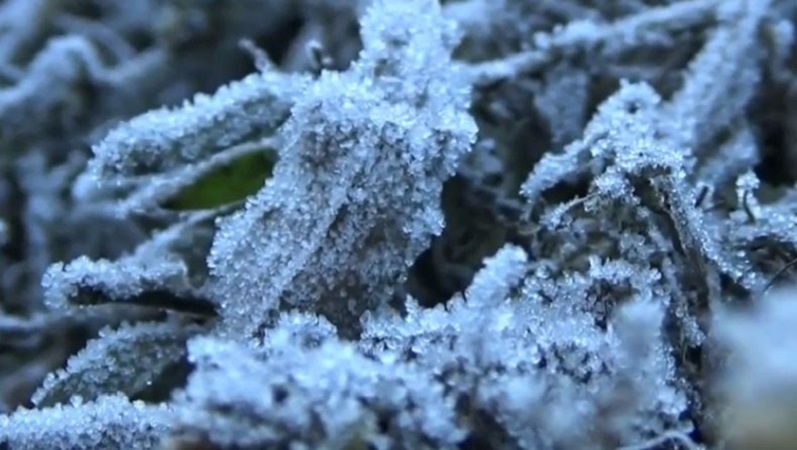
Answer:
[465, 0, 721, 87]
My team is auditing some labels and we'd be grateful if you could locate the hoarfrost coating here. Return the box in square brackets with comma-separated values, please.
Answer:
[0, 0, 795, 449]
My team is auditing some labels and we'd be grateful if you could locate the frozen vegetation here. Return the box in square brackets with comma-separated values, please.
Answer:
[0, 0, 796, 448]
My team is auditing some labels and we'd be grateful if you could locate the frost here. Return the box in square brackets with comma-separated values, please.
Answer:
[88, 62, 304, 179]
[0, 0, 792, 448]
[0, 395, 172, 450]
[208, 0, 477, 339]
[32, 320, 201, 407]
[171, 333, 466, 449]
[361, 244, 687, 448]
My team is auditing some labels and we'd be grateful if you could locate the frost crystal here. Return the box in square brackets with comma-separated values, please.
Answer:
[0, 0, 792, 448]
[208, 0, 477, 339]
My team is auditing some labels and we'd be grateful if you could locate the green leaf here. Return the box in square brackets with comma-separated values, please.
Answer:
[163, 147, 277, 211]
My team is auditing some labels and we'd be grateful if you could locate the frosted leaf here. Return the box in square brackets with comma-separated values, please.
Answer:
[76, 139, 279, 215]
[0, 394, 173, 449]
[208, 0, 477, 339]
[32, 320, 202, 407]
[465, 0, 720, 87]
[171, 335, 465, 449]
[0, 35, 107, 147]
[520, 80, 662, 204]
[42, 208, 220, 316]
[661, 0, 769, 152]
[40, 255, 209, 314]
[89, 70, 306, 178]
[42, 256, 180, 307]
